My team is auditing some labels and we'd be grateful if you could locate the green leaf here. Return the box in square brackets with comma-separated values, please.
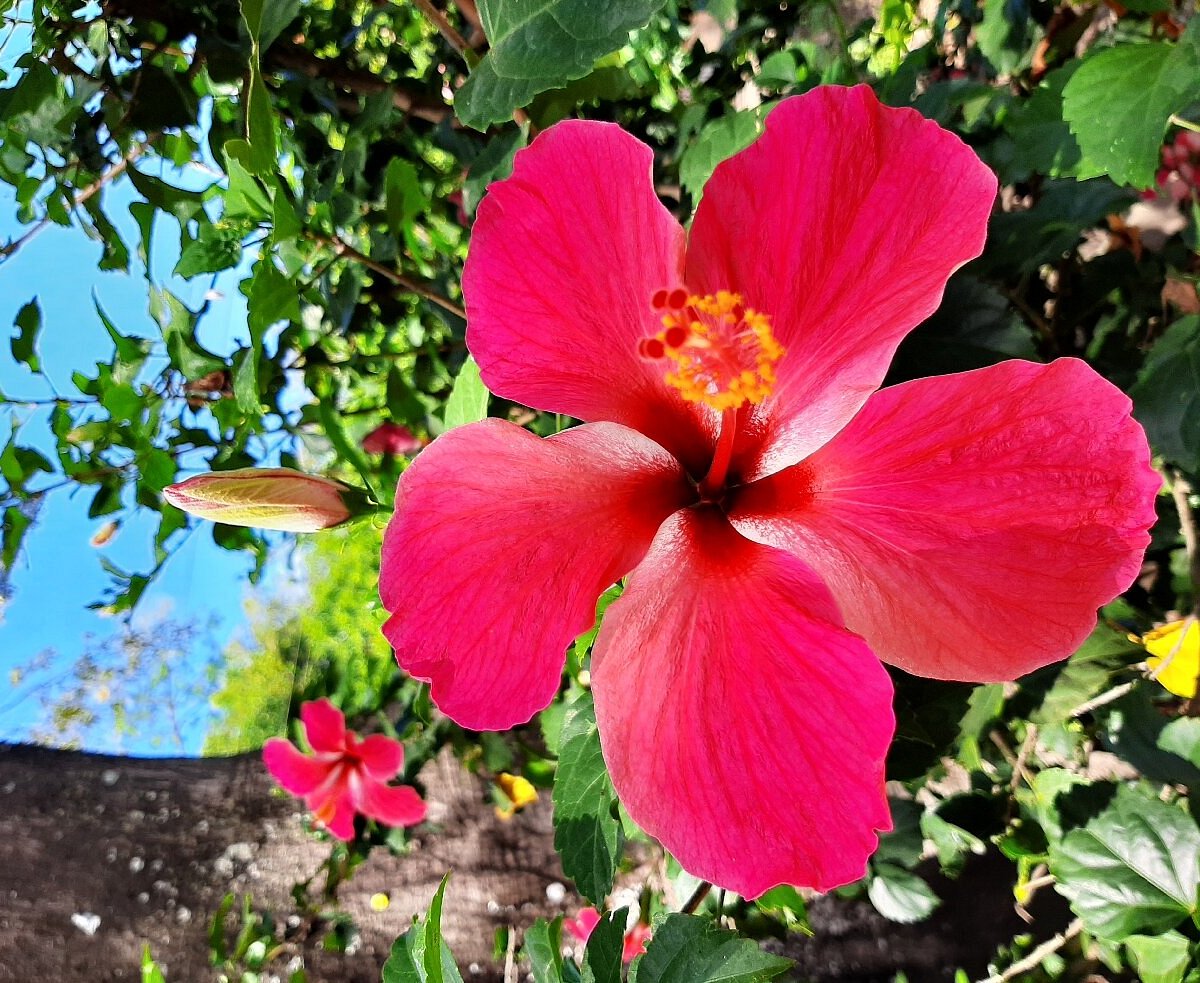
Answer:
[1030, 622, 1141, 727]
[1131, 315, 1200, 472]
[94, 298, 152, 383]
[150, 288, 226, 379]
[246, 259, 300, 344]
[244, 71, 278, 176]
[101, 383, 141, 423]
[223, 149, 274, 220]
[1014, 767, 1088, 843]
[421, 874, 462, 983]
[982, 179, 1132, 278]
[553, 690, 624, 904]
[232, 347, 260, 414]
[455, 0, 667, 130]
[1126, 932, 1193, 983]
[524, 918, 566, 983]
[174, 222, 245, 278]
[866, 863, 940, 924]
[921, 810, 986, 871]
[679, 110, 763, 201]
[753, 886, 812, 935]
[1062, 23, 1200, 188]
[976, 0, 1036, 76]
[873, 797, 924, 869]
[1, 503, 34, 572]
[632, 913, 792, 983]
[11, 299, 41, 373]
[385, 158, 425, 239]
[382, 875, 464, 983]
[125, 65, 198, 132]
[890, 275, 1035, 379]
[1159, 716, 1200, 768]
[237, 0, 283, 175]
[140, 945, 167, 983]
[240, 0, 300, 49]
[382, 933, 424, 982]
[581, 909, 625, 983]
[1103, 688, 1200, 787]
[314, 397, 380, 503]
[996, 65, 1082, 182]
[442, 356, 490, 430]
[270, 185, 301, 244]
[1050, 782, 1200, 940]
[463, 125, 529, 217]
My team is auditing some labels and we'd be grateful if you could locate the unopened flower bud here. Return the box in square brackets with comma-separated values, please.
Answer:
[162, 467, 357, 532]
[362, 422, 425, 457]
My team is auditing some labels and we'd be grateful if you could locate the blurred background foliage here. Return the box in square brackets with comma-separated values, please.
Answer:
[6, 0, 1200, 979]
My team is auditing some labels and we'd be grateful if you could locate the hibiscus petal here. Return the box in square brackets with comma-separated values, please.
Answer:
[352, 773, 428, 829]
[320, 796, 357, 842]
[731, 359, 1159, 681]
[262, 738, 331, 795]
[686, 84, 997, 479]
[380, 419, 694, 731]
[356, 734, 405, 780]
[591, 508, 893, 898]
[464, 121, 714, 472]
[300, 698, 346, 753]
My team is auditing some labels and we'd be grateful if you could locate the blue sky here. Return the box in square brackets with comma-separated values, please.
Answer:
[0, 166, 265, 755]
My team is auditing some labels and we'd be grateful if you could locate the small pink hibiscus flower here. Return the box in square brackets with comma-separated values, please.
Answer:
[379, 85, 1158, 897]
[262, 699, 427, 840]
[362, 422, 426, 457]
[1155, 130, 1200, 203]
[564, 908, 651, 963]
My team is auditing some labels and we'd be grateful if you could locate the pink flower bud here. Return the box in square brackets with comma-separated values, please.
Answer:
[162, 467, 354, 532]
[362, 422, 425, 456]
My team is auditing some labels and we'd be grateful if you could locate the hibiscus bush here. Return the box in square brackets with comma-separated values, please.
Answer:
[8, 0, 1200, 980]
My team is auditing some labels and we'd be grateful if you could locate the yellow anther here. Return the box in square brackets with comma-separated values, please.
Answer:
[639, 291, 784, 412]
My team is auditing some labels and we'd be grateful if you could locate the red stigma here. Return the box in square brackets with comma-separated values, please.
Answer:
[667, 288, 688, 309]
[651, 289, 669, 309]
[663, 325, 688, 349]
[639, 337, 666, 360]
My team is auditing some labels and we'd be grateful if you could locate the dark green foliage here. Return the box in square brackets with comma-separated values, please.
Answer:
[632, 914, 791, 982]
[553, 690, 624, 905]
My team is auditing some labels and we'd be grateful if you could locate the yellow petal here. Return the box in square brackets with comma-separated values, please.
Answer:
[1145, 618, 1200, 698]
[496, 772, 538, 811]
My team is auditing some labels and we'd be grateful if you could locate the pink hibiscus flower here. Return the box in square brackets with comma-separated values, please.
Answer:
[379, 85, 1158, 897]
[564, 908, 652, 963]
[1155, 129, 1200, 203]
[362, 421, 426, 456]
[262, 699, 427, 840]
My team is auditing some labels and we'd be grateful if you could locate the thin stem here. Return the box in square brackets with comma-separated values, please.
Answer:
[1069, 680, 1135, 718]
[1, 395, 94, 406]
[0, 142, 147, 262]
[1170, 114, 1200, 134]
[412, 0, 471, 60]
[699, 409, 737, 499]
[307, 231, 466, 320]
[1169, 468, 1200, 713]
[983, 919, 1082, 983]
[682, 882, 712, 914]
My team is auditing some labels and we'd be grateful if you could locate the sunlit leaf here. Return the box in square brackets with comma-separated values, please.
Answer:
[1051, 782, 1200, 941]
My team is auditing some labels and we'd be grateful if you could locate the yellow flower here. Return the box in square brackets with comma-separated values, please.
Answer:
[369, 893, 390, 912]
[1144, 618, 1200, 698]
[494, 772, 538, 821]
